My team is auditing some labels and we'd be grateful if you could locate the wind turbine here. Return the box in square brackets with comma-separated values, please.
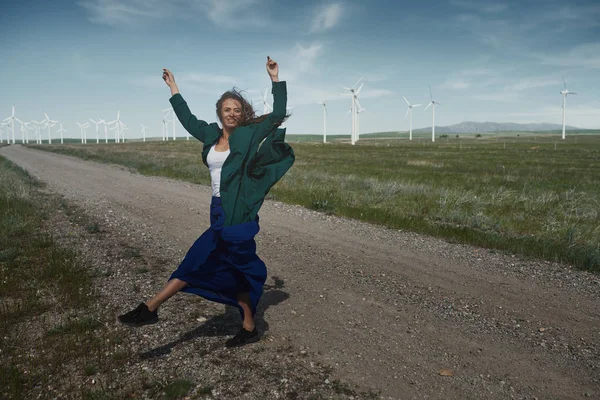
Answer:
[403, 96, 421, 141]
[356, 106, 366, 139]
[56, 123, 67, 144]
[163, 108, 176, 140]
[3, 106, 23, 144]
[107, 110, 126, 143]
[82, 122, 90, 143]
[22, 122, 32, 144]
[89, 119, 104, 144]
[340, 77, 365, 145]
[31, 120, 43, 144]
[42, 113, 57, 144]
[0, 122, 7, 144]
[141, 124, 147, 142]
[424, 85, 440, 142]
[76, 122, 87, 143]
[262, 87, 273, 115]
[560, 77, 577, 140]
[317, 102, 327, 143]
[162, 119, 168, 141]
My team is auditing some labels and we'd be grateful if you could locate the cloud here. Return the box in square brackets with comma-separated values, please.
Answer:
[450, 0, 508, 14]
[285, 43, 324, 80]
[179, 72, 237, 85]
[507, 103, 600, 128]
[198, 0, 267, 27]
[78, 0, 268, 28]
[441, 79, 471, 90]
[78, 0, 169, 26]
[473, 76, 561, 102]
[536, 43, 600, 69]
[310, 3, 343, 32]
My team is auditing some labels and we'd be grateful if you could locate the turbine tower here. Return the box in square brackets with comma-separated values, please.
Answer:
[262, 87, 273, 115]
[31, 120, 43, 144]
[162, 119, 168, 141]
[57, 123, 67, 144]
[317, 102, 327, 143]
[2, 106, 23, 144]
[403, 96, 421, 140]
[560, 77, 577, 140]
[107, 110, 126, 143]
[340, 77, 364, 145]
[42, 113, 57, 144]
[356, 106, 366, 140]
[90, 119, 104, 144]
[76, 122, 87, 143]
[0, 122, 7, 144]
[162, 108, 176, 140]
[141, 124, 147, 142]
[424, 85, 440, 142]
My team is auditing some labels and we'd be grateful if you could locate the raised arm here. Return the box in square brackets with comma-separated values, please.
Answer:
[251, 57, 287, 143]
[163, 68, 213, 143]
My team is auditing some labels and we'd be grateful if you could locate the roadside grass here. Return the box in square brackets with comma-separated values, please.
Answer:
[0, 156, 137, 399]
[31, 135, 600, 272]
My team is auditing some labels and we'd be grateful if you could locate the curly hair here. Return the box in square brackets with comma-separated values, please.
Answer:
[215, 88, 288, 130]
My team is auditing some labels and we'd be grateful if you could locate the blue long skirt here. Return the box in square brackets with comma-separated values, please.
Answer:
[169, 196, 267, 319]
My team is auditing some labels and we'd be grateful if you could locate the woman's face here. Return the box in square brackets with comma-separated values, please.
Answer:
[221, 98, 242, 130]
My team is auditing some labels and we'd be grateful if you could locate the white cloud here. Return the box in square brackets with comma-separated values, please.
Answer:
[441, 79, 471, 90]
[359, 88, 394, 99]
[507, 78, 561, 92]
[508, 103, 600, 128]
[78, 0, 268, 28]
[285, 43, 324, 80]
[78, 0, 170, 26]
[537, 43, 600, 69]
[450, 0, 508, 14]
[180, 72, 237, 85]
[310, 3, 343, 32]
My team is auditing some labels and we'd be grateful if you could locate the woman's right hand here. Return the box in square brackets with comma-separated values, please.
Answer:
[162, 68, 176, 87]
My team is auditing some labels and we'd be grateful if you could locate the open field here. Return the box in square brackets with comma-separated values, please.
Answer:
[29, 134, 600, 272]
[2, 144, 599, 399]
[1, 153, 372, 399]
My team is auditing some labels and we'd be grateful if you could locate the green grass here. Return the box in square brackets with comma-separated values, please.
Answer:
[163, 379, 195, 399]
[0, 156, 138, 399]
[31, 134, 600, 272]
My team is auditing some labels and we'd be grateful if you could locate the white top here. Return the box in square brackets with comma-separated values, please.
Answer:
[206, 144, 230, 197]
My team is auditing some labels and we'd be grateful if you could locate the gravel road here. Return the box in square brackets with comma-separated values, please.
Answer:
[2, 145, 599, 399]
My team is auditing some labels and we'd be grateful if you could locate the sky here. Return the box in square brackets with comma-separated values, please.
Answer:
[1, 0, 599, 141]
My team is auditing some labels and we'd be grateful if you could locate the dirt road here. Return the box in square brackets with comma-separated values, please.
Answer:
[2, 145, 598, 399]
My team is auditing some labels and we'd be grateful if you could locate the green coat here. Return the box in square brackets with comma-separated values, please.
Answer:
[169, 81, 295, 227]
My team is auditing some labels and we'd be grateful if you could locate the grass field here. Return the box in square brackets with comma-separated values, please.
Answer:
[30, 133, 600, 272]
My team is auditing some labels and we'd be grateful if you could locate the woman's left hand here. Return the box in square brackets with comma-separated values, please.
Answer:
[266, 56, 279, 82]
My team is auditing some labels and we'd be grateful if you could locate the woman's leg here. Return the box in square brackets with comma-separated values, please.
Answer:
[237, 292, 255, 331]
[145, 278, 188, 312]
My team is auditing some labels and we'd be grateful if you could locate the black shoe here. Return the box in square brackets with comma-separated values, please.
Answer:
[118, 303, 158, 326]
[225, 327, 259, 347]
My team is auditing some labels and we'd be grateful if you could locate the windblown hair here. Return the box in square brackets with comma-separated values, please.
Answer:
[215, 87, 289, 130]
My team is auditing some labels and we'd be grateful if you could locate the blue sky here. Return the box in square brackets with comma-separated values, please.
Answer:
[1, 0, 599, 141]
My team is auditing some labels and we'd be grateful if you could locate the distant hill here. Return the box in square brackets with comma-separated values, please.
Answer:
[413, 121, 579, 134]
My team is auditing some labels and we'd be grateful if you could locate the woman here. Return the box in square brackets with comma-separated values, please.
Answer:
[118, 57, 294, 348]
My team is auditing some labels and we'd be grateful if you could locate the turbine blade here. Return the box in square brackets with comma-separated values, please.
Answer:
[429, 85, 433, 100]
[403, 96, 410, 106]
[424, 102, 432, 111]
[413, 104, 422, 107]
[405, 108, 410, 119]
[356, 82, 364, 95]
[353, 76, 364, 88]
